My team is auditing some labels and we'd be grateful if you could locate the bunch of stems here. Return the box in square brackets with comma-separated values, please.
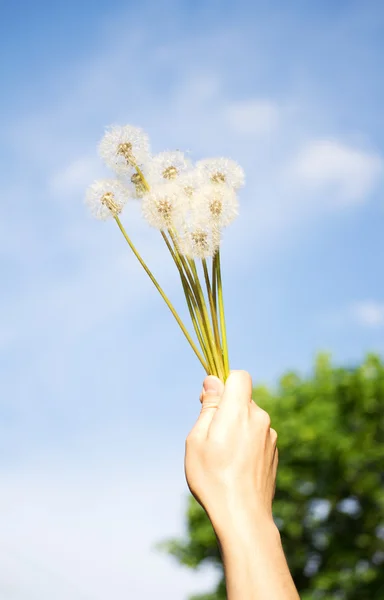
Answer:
[114, 166, 230, 382]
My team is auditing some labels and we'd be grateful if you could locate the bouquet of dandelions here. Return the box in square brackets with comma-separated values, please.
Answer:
[85, 125, 244, 382]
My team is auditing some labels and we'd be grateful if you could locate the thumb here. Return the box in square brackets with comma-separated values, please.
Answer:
[194, 375, 225, 437]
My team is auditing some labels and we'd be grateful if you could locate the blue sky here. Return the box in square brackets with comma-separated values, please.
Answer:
[0, 0, 383, 598]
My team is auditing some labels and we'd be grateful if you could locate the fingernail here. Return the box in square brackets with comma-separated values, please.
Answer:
[203, 376, 222, 395]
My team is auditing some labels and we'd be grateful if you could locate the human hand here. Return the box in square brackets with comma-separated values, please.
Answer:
[184, 370, 278, 532]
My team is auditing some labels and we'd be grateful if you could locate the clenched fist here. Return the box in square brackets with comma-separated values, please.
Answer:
[184, 370, 278, 532]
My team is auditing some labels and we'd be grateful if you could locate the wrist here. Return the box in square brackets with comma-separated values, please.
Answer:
[206, 496, 278, 543]
[208, 502, 299, 600]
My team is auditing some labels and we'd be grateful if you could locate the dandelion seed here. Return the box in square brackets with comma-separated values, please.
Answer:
[146, 150, 191, 185]
[196, 157, 245, 190]
[85, 179, 129, 220]
[98, 125, 150, 175]
[141, 183, 184, 230]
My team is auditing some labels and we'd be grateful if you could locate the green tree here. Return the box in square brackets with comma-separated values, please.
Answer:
[155, 354, 384, 599]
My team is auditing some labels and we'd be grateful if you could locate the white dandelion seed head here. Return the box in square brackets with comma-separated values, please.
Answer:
[196, 183, 239, 229]
[98, 124, 151, 175]
[146, 150, 192, 185]
[85, 179, 129, 220]
[141, 182, 185, 230]
[183, 182, 239, 232]
[196, 157, 245, 189]
[163, 169, 214, 231]
[178, 223, 221, 260]
[176, 168, 206, 201]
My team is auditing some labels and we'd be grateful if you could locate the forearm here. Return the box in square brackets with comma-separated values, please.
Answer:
[211, 506, 300, 600]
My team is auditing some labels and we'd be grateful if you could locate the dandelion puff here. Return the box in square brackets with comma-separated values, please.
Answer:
[159, 169, 206, 229]
[146, 151, 192, 185]
[196, 183, 239, 229]
[85, 179, 129, 220]
[176, 168, 206, 200]
[178, 206, 221, 260]
[98, 125, 151, 175]
[178, 224, 221, 260]
[196, 157, 245, 189]
[141, 183, 185, 230]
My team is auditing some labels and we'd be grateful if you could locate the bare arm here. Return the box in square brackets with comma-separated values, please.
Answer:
[184, 370, 300, 600]
[212, 506, 299, 599]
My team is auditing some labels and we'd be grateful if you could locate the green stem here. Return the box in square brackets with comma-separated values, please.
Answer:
[166, 229, 219, 373]
[135, 165, 150, 191]
[181, 278, 210, 372]
[188, 258, 225, 381]
[216, 249, 229, 380]
[212, 256, 217, 314]
[160, 230, 212, 373]
[133, 165, 222, 377]
[202, 258, 223, 359]
[167, 230, 198, 298]
[134, 166, 212, 369]
[114, 216, 209, 373]
[165, 230, 218, 374]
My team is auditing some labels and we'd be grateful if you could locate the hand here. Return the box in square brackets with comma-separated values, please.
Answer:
[184, 370, 278, 530]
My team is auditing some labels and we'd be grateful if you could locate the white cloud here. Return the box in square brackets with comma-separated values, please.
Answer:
[225, 99, 279, 135]
[320, 301, 384, 330]
[350, 301, 384, 327]
[289, 139, 383, 203]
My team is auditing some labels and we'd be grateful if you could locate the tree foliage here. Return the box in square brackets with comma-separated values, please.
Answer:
[155, 354, 384, 599]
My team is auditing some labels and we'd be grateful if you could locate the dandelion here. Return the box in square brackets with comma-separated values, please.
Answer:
[177, 168, 206, 200]
[165, 169, 207, 228]
[196, 183, 239, 229]
[85, 122, 244, 381]
[179, 225, 221, 260]
[98, 125, 150, 175]
[196, 157, 245, 190]
[85, 179, 129, 220]
[142, 183, 184, 230]
[146, 150, 192, 184]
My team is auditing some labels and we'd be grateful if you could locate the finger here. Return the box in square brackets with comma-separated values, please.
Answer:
[192, 375, 225, 438]
[210, 371, 252, 421]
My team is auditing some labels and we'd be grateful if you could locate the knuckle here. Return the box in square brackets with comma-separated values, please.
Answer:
[186, 431, 198, 447]
[259, 408, 271, 429]
[270, 427, 278, 442]
[250, 404, 271, 429]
